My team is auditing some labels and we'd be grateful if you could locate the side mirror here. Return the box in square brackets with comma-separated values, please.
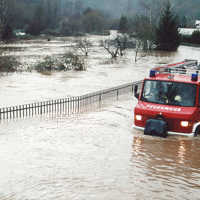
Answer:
[134, 85, 139, 99]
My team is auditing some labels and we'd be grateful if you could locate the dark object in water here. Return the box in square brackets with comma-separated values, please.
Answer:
[144, 119, 168, 138]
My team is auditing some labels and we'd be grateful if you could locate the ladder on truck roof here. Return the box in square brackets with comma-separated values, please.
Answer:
[153, 59, 199, 76]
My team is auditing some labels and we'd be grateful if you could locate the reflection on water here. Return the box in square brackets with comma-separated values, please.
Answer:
[132, 135, 200, 199]
[0, 99, 200, 200]
[1, 43, 200, 107]
[148, 50, 177, 59]
[177, 140, 187, 164]
[132, 135, 200, 170]
[1, 36, 200, 199]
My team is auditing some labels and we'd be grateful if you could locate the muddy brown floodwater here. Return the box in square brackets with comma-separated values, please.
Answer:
[0, 34, 200, 199]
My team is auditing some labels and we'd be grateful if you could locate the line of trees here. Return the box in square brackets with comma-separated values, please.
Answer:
[0, 0, 182, 52]
[118, 0, 180, 51]
[0, 0, 113, 39]
[181, 31, 200, 45]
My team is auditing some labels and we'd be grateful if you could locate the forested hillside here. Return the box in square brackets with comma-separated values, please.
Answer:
[16, 0, 200, 19]
[84, 0, 200, 20]
[0, 0, 200, 40]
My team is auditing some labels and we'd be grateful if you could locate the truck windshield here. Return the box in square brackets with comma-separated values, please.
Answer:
[141, 80, 197, 107]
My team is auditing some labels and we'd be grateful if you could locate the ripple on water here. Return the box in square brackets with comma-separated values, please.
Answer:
[1, 42, 200, 200]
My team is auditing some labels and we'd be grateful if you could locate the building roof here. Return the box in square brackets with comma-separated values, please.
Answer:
[178, 28, 197, 36]
[195, 20, 200, 25]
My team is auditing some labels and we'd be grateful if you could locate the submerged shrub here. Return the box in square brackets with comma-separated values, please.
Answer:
[0, 56, 19, 72]
[35, 53, 86, 72]
[35, 56, 54, 72]
[62, 52, 86, 71]
[35, 56, 66, 72]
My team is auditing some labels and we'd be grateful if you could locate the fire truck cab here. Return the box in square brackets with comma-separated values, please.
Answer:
[134, 60, 200, 137]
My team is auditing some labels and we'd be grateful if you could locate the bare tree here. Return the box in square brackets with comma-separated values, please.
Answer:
[101, 39, 118, 58]
[116, 34, 129, 56]
[74, 37, 92, 56]
[134, 40, 144, 63]
[101, 34, 129, 58]
[134, 40, 151, 63]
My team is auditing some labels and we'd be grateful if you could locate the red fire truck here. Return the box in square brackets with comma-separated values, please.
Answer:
[133, 59, 200, 137]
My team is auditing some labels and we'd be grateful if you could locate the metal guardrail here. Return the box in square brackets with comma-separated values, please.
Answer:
[0, 81, 142, 120]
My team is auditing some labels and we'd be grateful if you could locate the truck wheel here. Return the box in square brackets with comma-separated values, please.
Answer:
[194, 126, 200, 137]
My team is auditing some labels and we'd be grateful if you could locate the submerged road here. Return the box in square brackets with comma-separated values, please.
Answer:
[0, 98, 200, 200]
[1, 36, 200, 199]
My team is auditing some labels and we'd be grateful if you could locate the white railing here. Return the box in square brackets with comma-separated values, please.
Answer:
[0, 81, 142, 121]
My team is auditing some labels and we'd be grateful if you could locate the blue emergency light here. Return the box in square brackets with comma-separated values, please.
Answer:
[191, 73, 198, 81]
[150, 70, 156, 77]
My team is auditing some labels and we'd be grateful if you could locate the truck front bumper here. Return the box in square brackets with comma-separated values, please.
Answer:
[133, 125, 195, 137]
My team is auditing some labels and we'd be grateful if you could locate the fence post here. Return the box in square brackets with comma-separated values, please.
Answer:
[12, 106, 15, 119]
[3, 108, 6, 119]
[99, 93, 102, 108]
[59, 99, 61, 113]
[33, 103, 35, 115]
[31, 104, 33, 116]
[132, 84, 134, 94]
[64, 98, 66, 113]
[78, 97, 80, 113]
[60, 99, 62, 113]
[62, 99, 64, 113]
[71, 97, 73, 114]
[40, 102, 42, 115]
[18, 105, 21, 118]
[47, 101, 48, 114]
[54, 100, 56, 112]
[23, 105, 25, 117]
[9, 107, 11, 119]
[21, 105, 24, 117]
[73, 98, 75, 114]
[28, 104, 30, 117]
[5, 108, 7, 119]
[44, 102, 46, 114]
[69, 98, 71, 115]
[49, 101, 51, 113]
[36, 103, 38, 115]
[16, 106, 18, 118]
[75, 97, 77, 114]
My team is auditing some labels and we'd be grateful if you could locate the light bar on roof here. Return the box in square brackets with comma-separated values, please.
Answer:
[150, 70, 156, 77]
[191, 73, 198, 81]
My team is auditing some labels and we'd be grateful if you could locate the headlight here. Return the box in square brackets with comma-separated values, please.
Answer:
[135, 115, 142, 121]
[180, 121, 189, 127]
